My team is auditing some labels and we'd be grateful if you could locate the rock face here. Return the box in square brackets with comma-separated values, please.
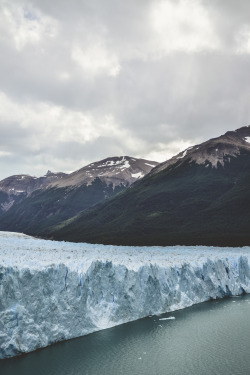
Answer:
[0, 172, 66, 197]
[151, 125, 250, 174]
[0, 156, 158, 216]
[0, 172, 66, 215]
[0, 232, 250, 359]
[51, 125, 250, 246]
[0, 156, 158, 236]
[49, 156, 159, 189]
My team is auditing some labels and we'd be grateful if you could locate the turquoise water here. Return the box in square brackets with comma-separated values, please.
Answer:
[1, 295, 250, 375]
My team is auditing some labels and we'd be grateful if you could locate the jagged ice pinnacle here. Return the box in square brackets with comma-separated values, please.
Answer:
[0, 232, 250, 359]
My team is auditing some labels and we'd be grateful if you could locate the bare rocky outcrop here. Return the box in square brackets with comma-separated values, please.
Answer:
[151, 125, 250, 174]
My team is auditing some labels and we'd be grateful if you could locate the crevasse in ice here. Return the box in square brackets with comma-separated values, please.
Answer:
[0, 231, 250, 359]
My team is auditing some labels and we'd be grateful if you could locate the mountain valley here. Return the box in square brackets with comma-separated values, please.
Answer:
[49, 126, 250, 246]
[0, 156, 158, 236]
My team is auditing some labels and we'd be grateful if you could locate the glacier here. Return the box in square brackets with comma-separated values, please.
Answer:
[0, 231, 250, 359]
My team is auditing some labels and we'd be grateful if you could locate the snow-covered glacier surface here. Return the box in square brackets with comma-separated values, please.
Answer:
[0, 231, 250, 359]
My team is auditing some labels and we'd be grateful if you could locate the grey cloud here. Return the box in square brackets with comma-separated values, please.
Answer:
[0, 0, 250, 179]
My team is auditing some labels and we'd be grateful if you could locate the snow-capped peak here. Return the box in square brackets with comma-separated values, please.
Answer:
[151, 125, 250, 174]
[48, 156, 159, 189]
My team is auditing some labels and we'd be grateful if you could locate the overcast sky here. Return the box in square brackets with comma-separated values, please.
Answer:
[0, 0, 250, 179]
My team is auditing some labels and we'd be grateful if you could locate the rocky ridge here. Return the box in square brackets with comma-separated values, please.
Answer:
[49, 125, 250, 246]
[151, 125, 250, 175]
[0, 156, 158, 215]
[49, 156, 158, 189]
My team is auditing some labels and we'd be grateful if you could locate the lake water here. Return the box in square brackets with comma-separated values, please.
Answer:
[1, 295, 250, 375]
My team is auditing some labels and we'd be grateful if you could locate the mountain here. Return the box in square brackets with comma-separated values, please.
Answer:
[49, 125, 250, 247]
[0, 156, 158, 235]
[49, 156, 157, 189]
[0, 171, 66, 215]
[150, 125, 250, 174]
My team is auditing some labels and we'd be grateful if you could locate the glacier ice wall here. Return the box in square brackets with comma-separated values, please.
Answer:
[0, 232, 250, 359]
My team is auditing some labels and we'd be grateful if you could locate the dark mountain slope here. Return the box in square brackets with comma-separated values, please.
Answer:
[0, 156, 158, 235]
[0, 178, 124, 235]
[49, 126, 250, 246]
[0, 171, 66, 216]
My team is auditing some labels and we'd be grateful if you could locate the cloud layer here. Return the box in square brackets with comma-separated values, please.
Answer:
[0, 0, 250, 178]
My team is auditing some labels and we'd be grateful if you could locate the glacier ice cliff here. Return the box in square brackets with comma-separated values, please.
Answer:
[0, 231, 250, 359]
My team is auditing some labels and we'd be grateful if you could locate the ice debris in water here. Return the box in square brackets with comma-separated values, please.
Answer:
[0, 231, 250, 359]
[159, 317, 175, 320]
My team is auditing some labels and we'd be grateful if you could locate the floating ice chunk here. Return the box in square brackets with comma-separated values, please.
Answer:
[159, 317, 175, 320]
[0, 231, 250, 359]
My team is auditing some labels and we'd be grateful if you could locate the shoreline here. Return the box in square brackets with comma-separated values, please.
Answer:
[1, 231, 250, 359]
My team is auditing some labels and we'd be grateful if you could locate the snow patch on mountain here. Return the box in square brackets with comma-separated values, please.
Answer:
[151, 126, 250, 175]
[176, 147, 194, 160]
[49, 156, 158, 189]
[119, 160, 130, 170]
[131, 172, 144, 178]
[0, 232, 250, 359]
[177, 149, 188, 159]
